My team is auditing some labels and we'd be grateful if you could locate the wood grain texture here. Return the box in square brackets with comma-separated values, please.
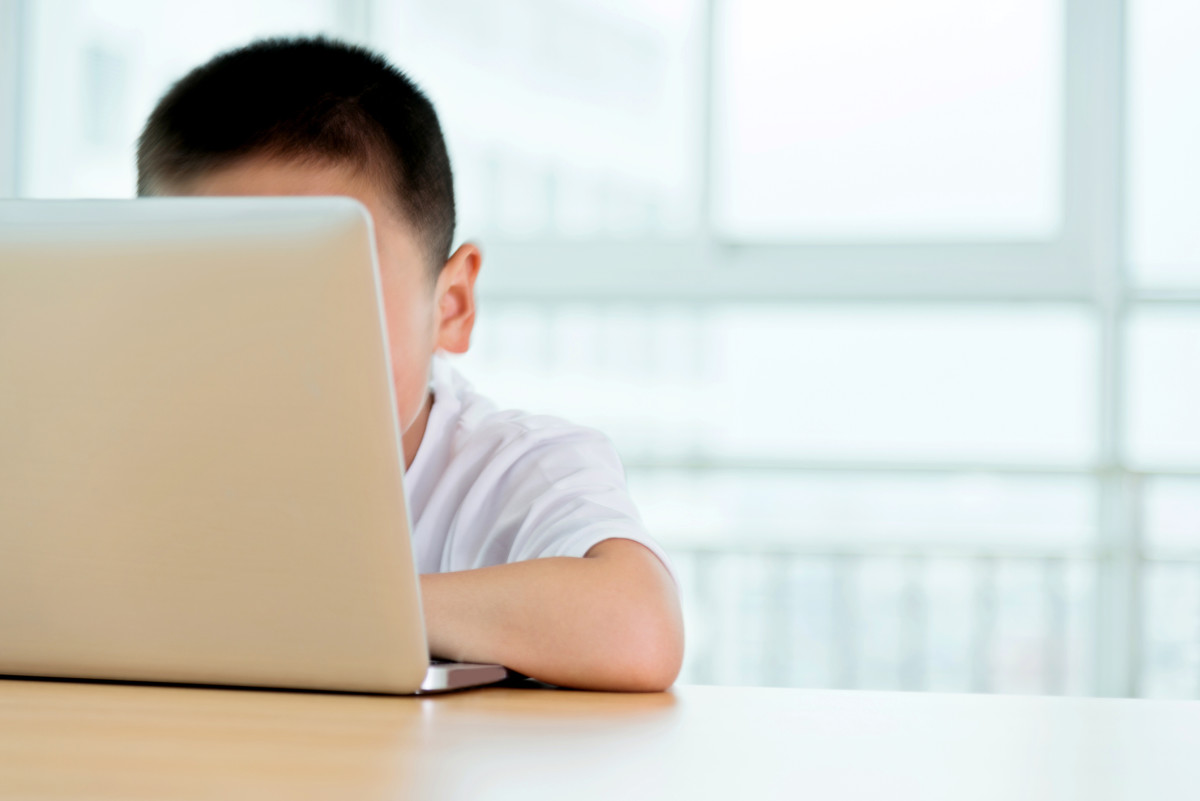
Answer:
[3, 677, 1200, 800]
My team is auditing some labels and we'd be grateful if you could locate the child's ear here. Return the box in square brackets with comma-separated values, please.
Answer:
[433, 243, 482, 354]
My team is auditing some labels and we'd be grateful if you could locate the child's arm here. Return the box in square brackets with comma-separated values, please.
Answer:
[419, 537, 684, 692]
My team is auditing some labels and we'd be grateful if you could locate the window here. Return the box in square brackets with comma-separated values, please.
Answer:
[5, 0, 1198, 698]
[457, 304, 1097, 465]
[373, 0, 703, 240]
[1128, 0, 1200, 289]
[17, 0, 347, 198]
[1127, 310, 1200, 468]
[714, 0, 1063, 240]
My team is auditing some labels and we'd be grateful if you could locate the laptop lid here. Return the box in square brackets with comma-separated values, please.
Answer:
[0, 198, 433, 694]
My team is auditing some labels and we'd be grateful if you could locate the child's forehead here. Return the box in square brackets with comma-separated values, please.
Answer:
[180, 154, 376, 208]
[175, 155, 426, 265]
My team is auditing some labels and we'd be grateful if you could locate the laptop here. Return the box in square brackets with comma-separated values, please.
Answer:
[0, 197, 509, 694]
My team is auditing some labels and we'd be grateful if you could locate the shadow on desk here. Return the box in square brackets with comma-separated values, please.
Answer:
[0, 669, 677, 705]
[0, 670, 555, 696]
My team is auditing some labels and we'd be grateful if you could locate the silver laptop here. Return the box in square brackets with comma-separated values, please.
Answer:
[0, 197, 509, 694]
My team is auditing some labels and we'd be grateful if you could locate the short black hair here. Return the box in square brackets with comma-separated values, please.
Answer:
[137, 36, 455, 272]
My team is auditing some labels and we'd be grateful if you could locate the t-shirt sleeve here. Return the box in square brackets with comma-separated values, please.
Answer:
[454, 422, 678, 586]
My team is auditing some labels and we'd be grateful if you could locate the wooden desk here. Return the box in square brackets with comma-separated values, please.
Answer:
[2, 677, 1198, 800]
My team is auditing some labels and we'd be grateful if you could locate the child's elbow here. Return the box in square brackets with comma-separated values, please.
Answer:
[618, 607, 685, 692]
[583, 539, 685, 691]
[627, 652, 683, 693]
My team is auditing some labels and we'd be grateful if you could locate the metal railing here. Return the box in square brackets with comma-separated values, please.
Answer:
[667, 542, 1200, 698]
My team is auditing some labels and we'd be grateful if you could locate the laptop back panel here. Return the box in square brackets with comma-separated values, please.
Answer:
[0, 198, 429, 693]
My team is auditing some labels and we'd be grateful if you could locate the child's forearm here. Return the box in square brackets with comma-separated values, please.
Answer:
[419, 539, 684, 692]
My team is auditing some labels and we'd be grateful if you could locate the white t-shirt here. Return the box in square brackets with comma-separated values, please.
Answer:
[404, 355, 676, 584]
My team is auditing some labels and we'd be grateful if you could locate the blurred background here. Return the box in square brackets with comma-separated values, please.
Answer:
[1, 0, 1197, 698]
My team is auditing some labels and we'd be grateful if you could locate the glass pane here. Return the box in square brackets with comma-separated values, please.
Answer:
[636, 471, 1096, 690]
[20, 0, 343, 198]
[669, 549, 1095, 693]
[1145, 478, 1200, 552]
[372, 0, 702, 241]
[454, 304, 1097, 465]
[1141, 563, 1200, 699]
[1128, 0, 1200, 288]
[714, 0, 1063, 240]
[1126, 310, 1200, 468]
[629, 471, 1095, 551]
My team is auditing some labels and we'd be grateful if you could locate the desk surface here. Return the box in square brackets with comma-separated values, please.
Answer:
[2, 677, 1198, 800]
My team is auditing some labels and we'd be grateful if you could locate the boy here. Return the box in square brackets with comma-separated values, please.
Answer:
[135, 37, 683, 692]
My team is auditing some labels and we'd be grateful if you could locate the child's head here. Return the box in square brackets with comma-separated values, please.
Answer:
[137, 37, 480, 450]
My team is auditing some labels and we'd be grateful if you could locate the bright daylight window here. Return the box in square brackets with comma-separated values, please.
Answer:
[5, 0, 1198, 697]
[713, 0, 1062, 240]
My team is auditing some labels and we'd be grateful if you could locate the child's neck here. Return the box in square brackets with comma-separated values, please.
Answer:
[401, 390, 433, 470]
